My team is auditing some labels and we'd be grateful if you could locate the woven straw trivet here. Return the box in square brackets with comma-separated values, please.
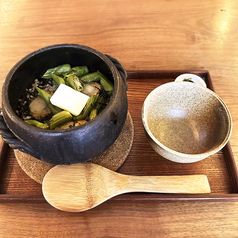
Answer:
[14, 112, 134, 184]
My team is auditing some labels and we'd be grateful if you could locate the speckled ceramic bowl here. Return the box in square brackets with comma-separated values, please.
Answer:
[142, 82, 232, 163]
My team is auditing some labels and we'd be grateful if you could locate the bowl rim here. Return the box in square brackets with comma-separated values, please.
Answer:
[2, 44, 122, 134]
[141, 81, 233, 159]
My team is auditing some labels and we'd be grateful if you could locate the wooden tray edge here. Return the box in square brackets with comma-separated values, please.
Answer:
[0, 193, 238, 203]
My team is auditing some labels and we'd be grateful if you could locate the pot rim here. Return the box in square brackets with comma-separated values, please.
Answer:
[2, 44, 121, 135]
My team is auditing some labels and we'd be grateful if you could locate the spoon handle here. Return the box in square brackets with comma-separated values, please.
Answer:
[121, 174, 211, 194]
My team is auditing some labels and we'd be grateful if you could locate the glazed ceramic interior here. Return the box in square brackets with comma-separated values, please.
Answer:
[142, 82, 232, 155]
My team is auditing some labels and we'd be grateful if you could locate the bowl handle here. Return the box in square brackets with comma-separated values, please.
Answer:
[105, 54, 128, 91]
[0, 109, 35, 156]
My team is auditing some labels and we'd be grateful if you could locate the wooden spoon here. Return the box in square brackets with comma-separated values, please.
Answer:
[42, 163, 211, 212]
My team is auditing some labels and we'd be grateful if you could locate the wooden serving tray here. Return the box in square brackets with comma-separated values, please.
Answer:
[0, 70, 238, 202]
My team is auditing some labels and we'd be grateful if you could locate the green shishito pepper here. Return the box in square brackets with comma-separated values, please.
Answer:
[50, 73, 65, 85]
[65, 74, 84, 91]
[49, 111, 73, 130]
[36, 87, 62, 115]
[25, 120, 49, 129]
[54, 64, 71, 76]
[42, 64, 71, 79]
[74, 95, 99, 121]
[89, 96, 105, 120]
[78, 72, 101, 83]
[97, 71, 114, 95]
[71, 66, 89, 77]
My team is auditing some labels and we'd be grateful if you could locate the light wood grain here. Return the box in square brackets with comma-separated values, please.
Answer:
[1, 0, 238, 236]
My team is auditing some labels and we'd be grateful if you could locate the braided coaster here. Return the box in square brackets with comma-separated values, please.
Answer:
[14, 112, 134, 184]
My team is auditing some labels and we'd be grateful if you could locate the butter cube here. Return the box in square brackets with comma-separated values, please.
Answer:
[50, 84, 90, 116]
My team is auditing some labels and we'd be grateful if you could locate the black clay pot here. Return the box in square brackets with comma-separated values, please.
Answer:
[0, 44, 128, 164]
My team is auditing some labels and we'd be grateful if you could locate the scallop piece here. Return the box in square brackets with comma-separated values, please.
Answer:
[81, 82, 101, 97]
[29, 96, 52, 120]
